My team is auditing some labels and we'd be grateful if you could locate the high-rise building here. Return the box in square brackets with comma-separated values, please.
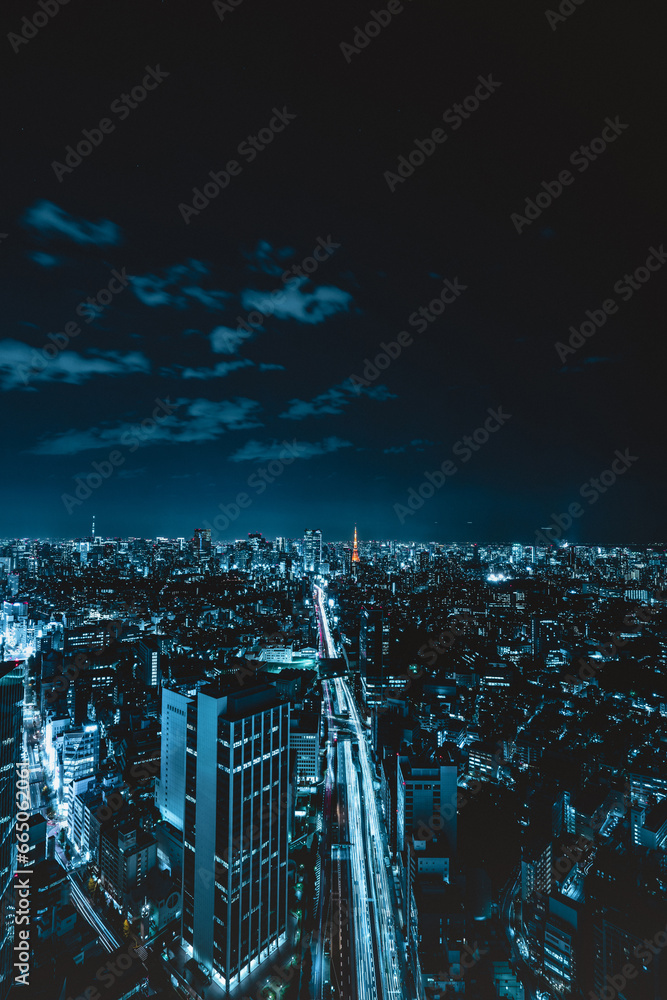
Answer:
[61, 724, 100, 786]
[303, 529, 322, 572]
[138, 636, 161, 688]
[397, 755, 458, 860]
[359, 605, 390, 706]
[193, 528, 212, 555]
[157, 687, 195, 832]
[182, 683, 290, 992]
[0, 659, 24, 1000]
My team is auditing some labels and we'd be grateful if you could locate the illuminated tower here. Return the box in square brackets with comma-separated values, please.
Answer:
[351, 525, 360, 564]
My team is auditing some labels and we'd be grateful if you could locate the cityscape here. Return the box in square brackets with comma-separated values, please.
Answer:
[1, 532, 667, 999]
[3, 0, 667, 998]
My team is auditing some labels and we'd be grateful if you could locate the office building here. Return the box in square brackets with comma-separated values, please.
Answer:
[182, 683, 290, 992]
[359, 605, 390, 706]
[193, 528, 212, 554]
[289, 713, 320, 783]
[303, 529, 322, 572]
[100, 820, 157, 905]
[61, 724, 100, 785]
[138, 636, 161, 688]
[157, 687, 195, 832]
[397, 755, 458, 860]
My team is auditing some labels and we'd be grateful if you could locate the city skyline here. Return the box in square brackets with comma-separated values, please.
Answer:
[2, 0, 665, 543]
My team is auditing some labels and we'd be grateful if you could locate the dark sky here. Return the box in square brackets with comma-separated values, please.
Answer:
[2, 0, 665, 544]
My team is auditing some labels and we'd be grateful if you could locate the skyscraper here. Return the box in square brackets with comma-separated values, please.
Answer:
[359, 605, 390, 706]
[397, 755, 458, 860]
[0, 660, 25, 1000]
[157, 687, 195, 832]
[182, 683, 290, 992]
[193, 527, 212, 555]
[303, 528, 322, 572]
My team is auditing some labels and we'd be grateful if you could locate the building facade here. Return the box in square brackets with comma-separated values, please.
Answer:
[182, 683, 290, 992]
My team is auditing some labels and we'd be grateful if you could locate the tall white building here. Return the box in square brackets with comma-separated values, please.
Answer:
[157, 687, 194, 832]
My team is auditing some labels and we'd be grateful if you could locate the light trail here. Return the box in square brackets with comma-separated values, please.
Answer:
[315, 583, 406, 998]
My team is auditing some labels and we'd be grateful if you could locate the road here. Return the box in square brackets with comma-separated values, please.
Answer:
[67, 869, 123, 952]
[499, 867, 559, 1000]
[314, 583, 408, 999]
[330, 743, 357, 1000]
[312, 684, 336, 1000]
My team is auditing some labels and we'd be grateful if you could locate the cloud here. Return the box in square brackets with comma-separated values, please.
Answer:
[130, 261, 232, 311]
[242, 239, 296, 276]
[30, 397, 262, 455]
[210, 326, 254, 354]
[258, 363, 285, 372]
[29, 251, 61, 267]
[558, 356, 614, 374]
[241, 281, 352, 325]
[383, 438, 436, 455]
[280, 381, 395, 420]
[22, 200, 122, 246]
[0, 340, 150, 390]
[228, 435, 352, 462]
[177, 360, 254, 380]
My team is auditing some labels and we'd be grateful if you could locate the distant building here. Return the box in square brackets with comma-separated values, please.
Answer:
[303, 529, 322, 572]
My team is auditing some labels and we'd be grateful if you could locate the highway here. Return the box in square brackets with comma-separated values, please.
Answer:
[315, 584, 408, 1000]
[331, 742, 359, 999]
[313, 693, 336, 1000]
[68, 869, 123, 952]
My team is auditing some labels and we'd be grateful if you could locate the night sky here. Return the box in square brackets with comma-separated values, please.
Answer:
[2, 0, 665, 543]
